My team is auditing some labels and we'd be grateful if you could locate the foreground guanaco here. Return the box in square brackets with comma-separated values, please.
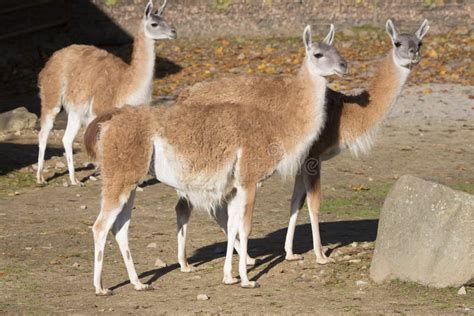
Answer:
[173, 19, 430, 268]
[37, 0, 176, 185]
[84, 24, 347, 294]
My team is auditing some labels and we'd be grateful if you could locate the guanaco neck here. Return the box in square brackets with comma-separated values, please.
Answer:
[338, 50, 410, 155]
[121, 20, 156, 105]
[293, 58, 328, 134]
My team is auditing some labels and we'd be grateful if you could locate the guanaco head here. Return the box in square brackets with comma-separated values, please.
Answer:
[303, 24, 348, 77]
[386, 19, 430, 67]
[143, 0, 177, 40]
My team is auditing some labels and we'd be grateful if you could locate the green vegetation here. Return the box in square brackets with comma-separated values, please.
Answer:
[212, 0, 232, 11]
[452, 183, 474, 194]
[105, 0, 118, 6]
[0, 171, 36, 195]
[318, 183, 392, 219]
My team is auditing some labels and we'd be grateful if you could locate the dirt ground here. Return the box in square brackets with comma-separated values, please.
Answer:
[0, 80, 473, 313]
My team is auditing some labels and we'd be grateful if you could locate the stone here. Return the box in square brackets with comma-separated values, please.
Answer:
[370, 176, 474, 288]
[197, 294, 209, 301]
[154, 258, 167, 268]
[55, 161, 66, 169]
[80, 205, 87, 210]
[457, 286, 467, 295]
[0, 107, 37, 134]
[147, 242, 157, 248]
[355, 280, 368, 287]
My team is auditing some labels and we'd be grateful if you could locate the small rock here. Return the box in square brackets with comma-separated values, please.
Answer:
[55, 161, 66, 169]
[154, 258, 167, 268]
[361, 242, 371, 248]
[72, 262, 80, 268]
[14, 191, 20, 196]
[356, 280, 368, 287]
[457, 286, 467, 295]
[89, 175, 97, 182]
[197, 294, 209, 301]
[350, 242, 358, 248]
[147, 242, 157, 248]
[76, 194, 81, 197]
[237, 53, 245, 60]
[136, 186, 144, 192]
[0, 107, 37, 134]
[25, 247, 32, 250]
[31, 164, 38, 171]
[80, 205, 87, 210]
[62, 181, 69, 188]
[349, 259, 361, 263]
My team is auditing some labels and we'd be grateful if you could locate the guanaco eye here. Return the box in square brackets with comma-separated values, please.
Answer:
[394, 41, 402, 47]
[151, 23, 158, 27]
[314, 53, 323, 58]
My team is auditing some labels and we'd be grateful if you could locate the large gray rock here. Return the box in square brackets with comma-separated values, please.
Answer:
[370, 175, 474, 288]
[0, 107, 37, 134]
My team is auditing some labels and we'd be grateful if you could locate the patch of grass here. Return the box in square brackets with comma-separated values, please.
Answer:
[105, 0, 117, 6]
[452, 183, 474, 194]
[0, 171, 36, 195]
[318, 183, 392, 219]
[212, 0, 232, 10]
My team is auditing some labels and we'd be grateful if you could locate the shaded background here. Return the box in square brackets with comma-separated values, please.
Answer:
[0, 0, 471, 114]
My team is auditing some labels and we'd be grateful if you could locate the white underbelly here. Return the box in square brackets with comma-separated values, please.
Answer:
[153, 137, 183, 190]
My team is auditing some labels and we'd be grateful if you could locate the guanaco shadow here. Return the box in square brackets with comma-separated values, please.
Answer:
[184, 219, 379, 283]
[0, 142, 63, 175]
[108, 219, 378, 290]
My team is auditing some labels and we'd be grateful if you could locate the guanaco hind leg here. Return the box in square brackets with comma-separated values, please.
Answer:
[92, 188, 151, 295]
[223, 185, 258, 288]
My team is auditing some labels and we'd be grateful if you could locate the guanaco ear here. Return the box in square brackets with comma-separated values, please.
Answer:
[157, 0, 168, 16]
[303, 25, 312, 52]
[323, 24, 335, 45]
[144, 0, 153, 18]
[385, 19, 398, 42]
[415, 19, 430, 40]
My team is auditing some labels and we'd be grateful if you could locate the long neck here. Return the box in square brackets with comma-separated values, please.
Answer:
[275, 58, 327, 176]
[296, 58, 328, 132]
[339, 50, 410, 154]
[121, 21, 156, 105]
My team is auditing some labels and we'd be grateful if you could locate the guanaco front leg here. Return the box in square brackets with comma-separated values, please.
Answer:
[284, 172, 306, 261]
[175, 198, 196, 272]
[302, 162, 334, 264]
